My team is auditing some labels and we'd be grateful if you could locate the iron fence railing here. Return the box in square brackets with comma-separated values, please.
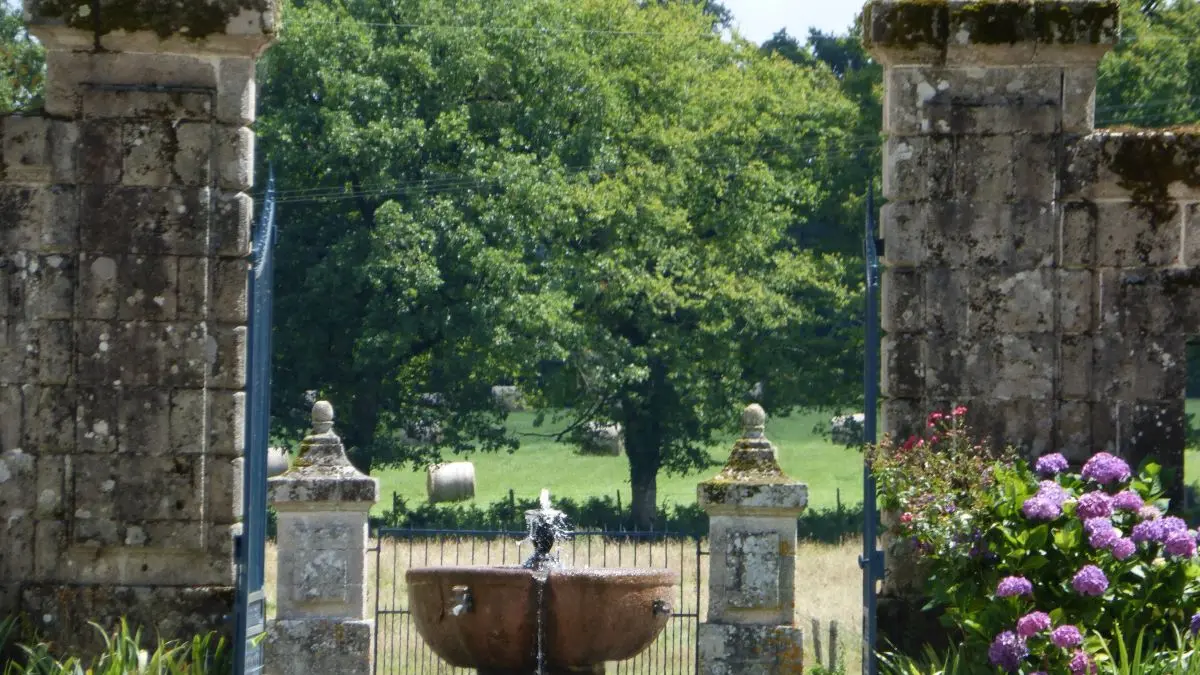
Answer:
[373, 528, 705, 675]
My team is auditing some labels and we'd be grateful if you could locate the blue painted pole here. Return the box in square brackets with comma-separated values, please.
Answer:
[860, 182, 884, 675]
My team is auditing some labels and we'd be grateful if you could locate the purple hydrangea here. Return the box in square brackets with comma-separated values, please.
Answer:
[1081, 452, 1132, 485]
[1072, 565, 1109, 596]
[1038, 481, 1070, 505]
[1132, 519, 1165, 544]
[1139, 505, 1162, 521]
[1162, 517, 1189, 535]
[1035, 452, 1070, 476]
[1089, 524, 1121, 550]
[1165, 530, 1197, 558]
[1191, 612, 1200, 636]
[1076, 491, 1113, 520]
[1112, 490, 1144, 511]
[996, 576, 1034, 598]
[1016, 611, 1052, 638]
[1023, 496, 1062, 521]
[1110, 537, 1136, 561]
[988, 631, 1029, 673]
[1083, 517, 1112, 535]
[1070, 650, 1096, 675]
[1051, 625, 1084, 648]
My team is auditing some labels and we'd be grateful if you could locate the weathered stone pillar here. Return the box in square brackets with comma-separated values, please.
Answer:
[266, 401, 378, 675]
[697, 405, 807, 674]
[0, 0, 275, 647]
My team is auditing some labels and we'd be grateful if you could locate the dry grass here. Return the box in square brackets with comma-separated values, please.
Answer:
[264, 536, 863, 674]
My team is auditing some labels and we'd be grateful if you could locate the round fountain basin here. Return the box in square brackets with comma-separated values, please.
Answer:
[407, 565, 679, 672]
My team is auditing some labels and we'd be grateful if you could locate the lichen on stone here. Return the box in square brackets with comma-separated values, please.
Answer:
[28, 0, 275, 40]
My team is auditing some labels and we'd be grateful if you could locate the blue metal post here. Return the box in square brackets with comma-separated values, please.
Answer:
[234, 169, 276, 674]
[859, 182, 885, 675]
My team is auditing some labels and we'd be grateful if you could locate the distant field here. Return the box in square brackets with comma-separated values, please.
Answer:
[371, 408, 866, 515]
[370, 404, 1200, 517]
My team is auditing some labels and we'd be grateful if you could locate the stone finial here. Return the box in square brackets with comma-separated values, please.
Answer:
[312, 400, 335, 435]
[742, 404, 767, 439]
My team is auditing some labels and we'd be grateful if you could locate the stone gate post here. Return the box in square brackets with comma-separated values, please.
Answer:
[266, 401, 379, 675]
[697, 405, 808, 674]
[0, 0, 276, 648]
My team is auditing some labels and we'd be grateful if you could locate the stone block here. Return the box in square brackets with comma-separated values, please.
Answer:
[49, 120, 78, 184]
[1126, 400, 1186, 486]
[882, 334, 923, 398]
[698, 623, 802, 675]
[42, 50, 218, 117]
[23, 253, 75, 320]
[75, 320, 120, 385]
[81, 89, 214, 121]
[883, 66, 1061, 135]
[157, 321, 209, 388]
[20, 584, 235, 655]
[209, 391, 246, 457]
[217, 58, 256, 125]
[0, 500, 34, 580]
[1061, 201, 1096, 267]
[212, 191, 252, 257]
[212, 258, 248, 323]
[965, 398, 1054, 459]
[1011, 134, 1059, 202]
[926, 201, 1056, 269]
[880, 201, 927, 267]
[208, 457, 242, 524]
[169, 388, 207, 455]
[725, 531, 780, 609]
[77, 120, 124, 185]
[1058, 269, 1093, 334]
[217, 125, 254, 191]
[955, 135, 1012, 202]
[0, 447, 35, 511]
[176, 256, 208, 320]
[0, 262, 10, 319]
[1186, 203, 1200, 267]
[34, 319, 73, 385]
[208, 323, 247, 389]
[1056, 401, 1092, 460]
[1091, 333, 1186, 401]
[882, 268, 923, 333]
[174, 122, 213, 187]
[265, 618, 374, 675]
[882, 398, 924, 440]
[22, 385, 76, 454]
[969, 268, 1056, 335]
[78, 186, 211, 256]
[923, 267, 968, 335]
[883, 135, 954, 202]
[0, 320, 35, 384]
[118, 255, 179, 320]
[3, 115, 51, 182]
[117, 387, 171, 454]
[1062, 68, 1097, 133]
[0, 186, 50, 251]
[78, 254, 120, 320]
[0, 385, 21, 452]
[1060, 335, 1092, 400]
[276, 511, 369, 619]
[76, 387, 119, 453]
[1100, 269, 1176, 336]
[72, 454, 203, 526]
[1095, 201, 1182, 267]
[122, 121, 180, 187]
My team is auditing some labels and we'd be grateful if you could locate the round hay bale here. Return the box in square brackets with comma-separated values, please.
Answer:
[267, 447, 289, 477]
[830, 413, 865, 446]
[491, 385, 526, 412]
[427, 462, 476, 504]
[574, 422, 624, 456]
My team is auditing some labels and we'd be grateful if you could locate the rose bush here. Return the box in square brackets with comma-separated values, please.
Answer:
[870, 408, 1200, 673]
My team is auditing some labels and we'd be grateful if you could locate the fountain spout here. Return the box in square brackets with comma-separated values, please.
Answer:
[450, 585, 473, 616]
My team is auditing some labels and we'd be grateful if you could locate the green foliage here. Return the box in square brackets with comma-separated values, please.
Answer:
[872, 411, 1200, 673]
[0, 4, 44, 113]
[369, 489, 863, 542]
[0, 619, 230, 675]
[1097, 0, 1200, 128]
[259, 0, 866, 526]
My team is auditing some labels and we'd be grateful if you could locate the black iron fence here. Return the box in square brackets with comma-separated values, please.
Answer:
[373, 528, 705, 675]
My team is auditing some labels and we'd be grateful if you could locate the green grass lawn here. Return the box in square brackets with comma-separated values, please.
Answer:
[371, 408, 865, 515]
[371, 403, 1200, 517]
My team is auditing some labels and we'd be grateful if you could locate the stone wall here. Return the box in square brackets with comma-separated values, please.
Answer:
[0, 0, 275, 650]
[865, 0, 1200, 651]
[867, 0, 1199, 488]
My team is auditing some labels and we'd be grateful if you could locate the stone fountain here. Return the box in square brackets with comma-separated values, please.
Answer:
[407, 490, 679, 674]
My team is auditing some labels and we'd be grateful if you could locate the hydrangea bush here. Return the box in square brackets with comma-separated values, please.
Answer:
[870, 408, 1200, 673]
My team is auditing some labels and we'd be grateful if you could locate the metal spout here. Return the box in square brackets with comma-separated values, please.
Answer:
[653, 600, 671, 617]
[450, 585, 473, 616]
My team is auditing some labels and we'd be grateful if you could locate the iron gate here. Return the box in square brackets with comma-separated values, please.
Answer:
[373, 528, 705, 675]
[859, 181, 885, 675]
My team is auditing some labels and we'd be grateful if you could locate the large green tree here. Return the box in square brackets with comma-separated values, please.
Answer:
[0, 4, 44, 113]
[258, 0, 864, 526]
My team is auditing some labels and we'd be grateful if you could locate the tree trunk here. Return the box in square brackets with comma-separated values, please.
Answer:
[629, 457, 658, 530]
[345, 387, 380, 474]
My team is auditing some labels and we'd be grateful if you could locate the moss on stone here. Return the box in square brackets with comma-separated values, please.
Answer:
[863, 1, 1119, 52]
[1101, 131, 1200, 222]
[30, 0, 273, 40]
